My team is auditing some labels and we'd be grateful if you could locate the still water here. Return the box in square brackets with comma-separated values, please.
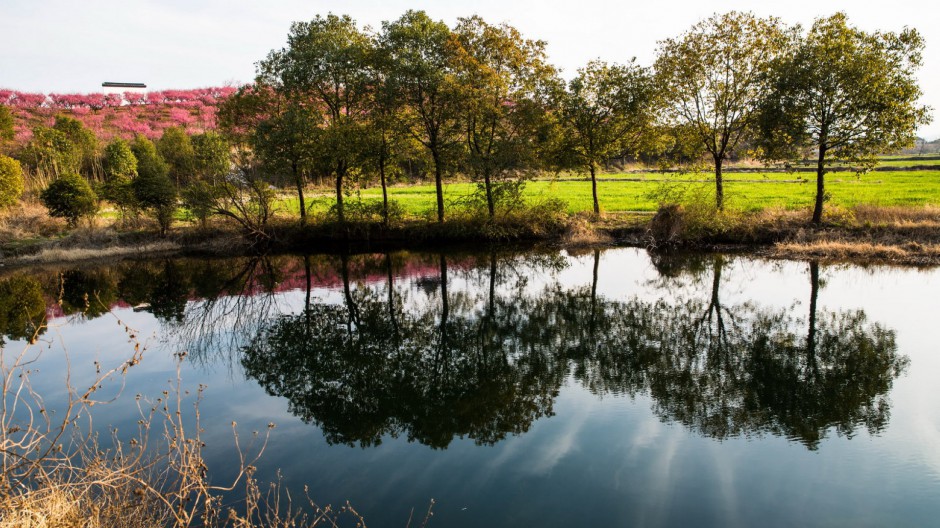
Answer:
[2, 248, 939, 527]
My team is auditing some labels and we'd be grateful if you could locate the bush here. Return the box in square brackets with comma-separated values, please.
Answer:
[39, 173, 98, 226]
[0, 155, 25, 208]
[133, 170, 178, 236]
[101, 139, 139, 218]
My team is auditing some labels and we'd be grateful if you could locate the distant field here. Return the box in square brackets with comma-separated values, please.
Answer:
[280, 170, 940, 217]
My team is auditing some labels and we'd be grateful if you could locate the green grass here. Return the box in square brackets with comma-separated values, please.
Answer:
[276, 170, 940, 217]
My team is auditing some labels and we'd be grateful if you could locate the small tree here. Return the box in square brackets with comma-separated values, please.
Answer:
[53, 116, 99, 178]
[158, 126, 196, 187]
[133, 169, 178, 236]
[655, 12, 789, 209]
[0, 155, 24, 208]
[100, 139, 138, 219]
[18, 126, 81, 180]
[558, 59, 659, 215]
[40, 173, 98, 227]
[758, 13, 932, 224]
[192, 131, 231, 182]
[131, 135, 170, 183]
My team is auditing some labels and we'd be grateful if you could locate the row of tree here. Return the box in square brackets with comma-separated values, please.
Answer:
[221, 9, 929, 225]
[0, 10, 931, 231]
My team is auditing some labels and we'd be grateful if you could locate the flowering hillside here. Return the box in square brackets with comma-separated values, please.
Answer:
[0, 87, 236, 144]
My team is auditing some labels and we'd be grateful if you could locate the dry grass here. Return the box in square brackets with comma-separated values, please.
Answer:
[11, 240, 181, 265]
[0, 201, 66, 243]
[773, 240, 940, 263]
[0, 313, 389, 528]
[561, 212, 614, 246]
[852, 204, 940, 226]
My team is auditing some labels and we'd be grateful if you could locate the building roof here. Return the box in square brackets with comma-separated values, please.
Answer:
[102, 82, 147, 88]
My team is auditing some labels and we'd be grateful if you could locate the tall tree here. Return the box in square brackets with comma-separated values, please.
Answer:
[252, 105, 321, 223]
[757, 13, 932, 224]
[558, 60, 659, 215]
[101, 139, 138, 219]
[655, 12, 789, 209]
[381, 10, 463, 223]
[453, 16, 558, 219]
[52, 116, 99, 179]
[260, 13, 373, 224]
[157, 126, 196, 187]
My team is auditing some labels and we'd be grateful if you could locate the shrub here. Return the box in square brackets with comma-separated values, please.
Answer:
[133, 169, 177, 236]
[100, 139, 139, 218]
[39, 173, 98, 226]
[0, 155, 25, 207]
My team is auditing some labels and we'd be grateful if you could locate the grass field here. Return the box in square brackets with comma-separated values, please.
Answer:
[279, 169, 940, 217]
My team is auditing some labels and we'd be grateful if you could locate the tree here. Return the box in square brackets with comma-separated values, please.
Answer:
[100, 139, 138, 218]
[757, 13, 932, 224]
[381, 10, 463, 223]
[251, 104, 321, 223]
[133, 165, 177, 236]
[453, 16, 558, 219]
[130, 135, 170, 182]
[40, 172, 98, 226]
[655, 12, 789, 209]
[558, 60, 659, 215]
[0, 155, 24, 207]
[52, 115, 99, 178]
[18, 126, 81, 179]
[191, 131, 231, 182]
[0, 105, 14, 145]
[158, 126, 196, 187]
[259, 13, 373, 224]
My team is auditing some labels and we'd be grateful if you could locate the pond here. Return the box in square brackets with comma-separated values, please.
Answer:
[2, 247, 939, 527]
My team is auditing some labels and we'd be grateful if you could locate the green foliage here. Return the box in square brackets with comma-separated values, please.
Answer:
[191, 131, 230, 181]
[53, 115, 98, 175]
[39, 173, 98, 226]
[100, 139, 138, 215]
[133, 165, 178, 236]
[558, 59, 660, 214]
[655, 12, 790, 208]
[0, 275, 46, 344]
[130, 135, 170, 181]
[0, 155, 25, 207]
[0, 105, 14, 144]
[757, 12, 933, 223]
[453, 15, 559, 219]
[181, 180, 221, 227]
[158, 126, 196, 186]
[381, 10, 464, 222]
[259, 13, 375, 224]
[19, 126, 81, 178]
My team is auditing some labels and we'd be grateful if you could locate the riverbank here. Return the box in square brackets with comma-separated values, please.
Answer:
[2, 204, 940, 269]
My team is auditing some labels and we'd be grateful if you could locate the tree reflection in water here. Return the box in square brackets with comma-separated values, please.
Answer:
[241, 251, 907, 451]
[0, 250, 908, 450]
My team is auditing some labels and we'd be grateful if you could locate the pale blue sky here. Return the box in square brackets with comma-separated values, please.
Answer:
[1, 0, 937, 138]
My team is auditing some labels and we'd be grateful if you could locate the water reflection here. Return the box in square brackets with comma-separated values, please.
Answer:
[0, 250, 908, 450]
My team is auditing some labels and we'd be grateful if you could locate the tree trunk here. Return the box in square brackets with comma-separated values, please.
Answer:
[812, 143, 827, 224]
[293, 162, 306, 224]
[379, 149, 389, 227]
[484, 170, 495, 219]
[335, 172, 345, 224]
[432, 148, 445, 223]
[714, 155, 724, 210]
[590, 163, 600, 215]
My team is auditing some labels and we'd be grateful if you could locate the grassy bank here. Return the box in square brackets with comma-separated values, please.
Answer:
[4, 168, 940, 267]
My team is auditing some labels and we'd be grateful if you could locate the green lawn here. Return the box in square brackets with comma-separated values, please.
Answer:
[278, 170, 940, 217]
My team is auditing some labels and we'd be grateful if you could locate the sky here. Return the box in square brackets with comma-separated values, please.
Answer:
[1, 0, 938, 139]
